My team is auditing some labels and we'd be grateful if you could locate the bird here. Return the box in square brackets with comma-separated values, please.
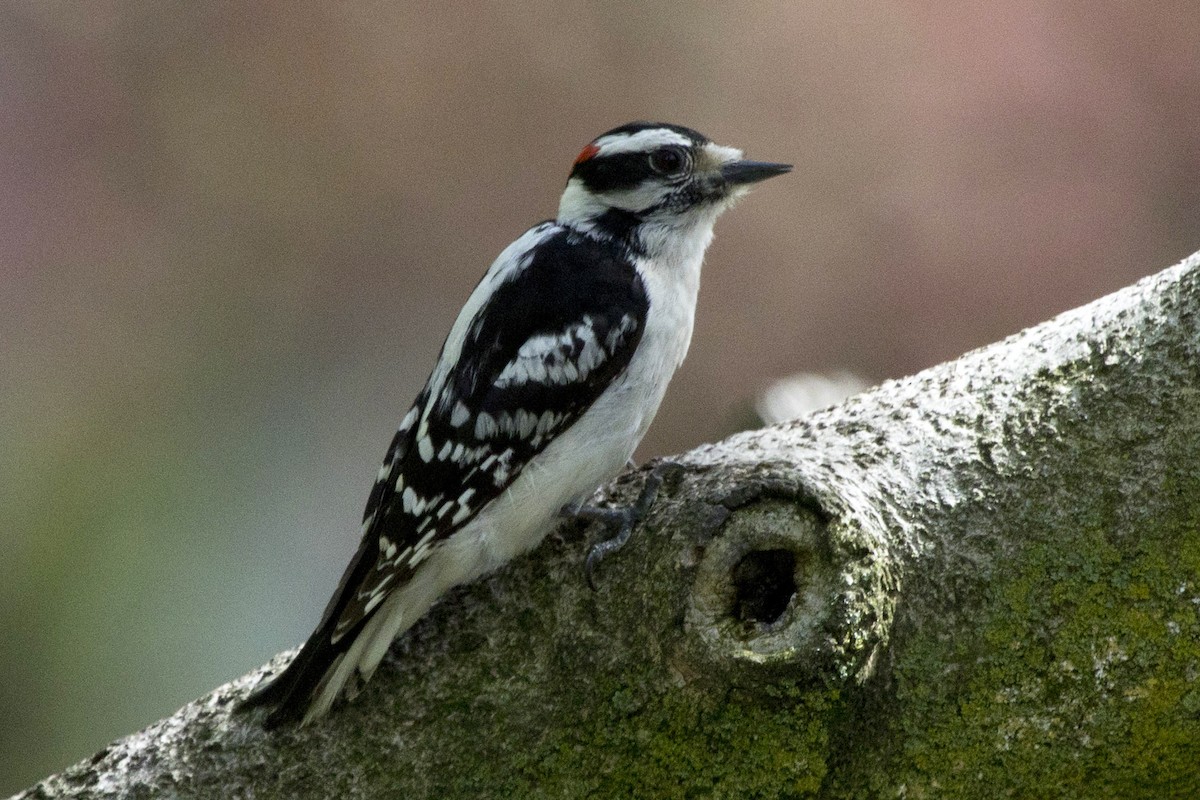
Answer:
[240, 122, 790, 726]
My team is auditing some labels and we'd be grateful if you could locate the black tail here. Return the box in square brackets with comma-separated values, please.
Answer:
[237, 622, 344, 728]
[237, 541, 379, 728]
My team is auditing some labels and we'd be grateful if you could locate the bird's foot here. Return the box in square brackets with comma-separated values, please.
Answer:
[563, 460, 683, 590]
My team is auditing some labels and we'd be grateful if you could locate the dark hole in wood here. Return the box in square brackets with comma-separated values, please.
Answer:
[732, 549, 797, 625]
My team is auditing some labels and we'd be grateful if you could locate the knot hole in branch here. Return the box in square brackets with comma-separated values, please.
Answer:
[732, 549, 797, 626]
[686, 501, 839, 676]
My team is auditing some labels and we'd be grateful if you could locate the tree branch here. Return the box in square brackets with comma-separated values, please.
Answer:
[16, 252, 1200, 798]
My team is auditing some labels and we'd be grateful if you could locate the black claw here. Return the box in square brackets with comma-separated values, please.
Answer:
[584, 514, 636, 590]
[575, 460, 682, 589]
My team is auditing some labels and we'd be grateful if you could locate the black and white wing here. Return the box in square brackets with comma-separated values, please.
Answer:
[242, 225, 648, 724]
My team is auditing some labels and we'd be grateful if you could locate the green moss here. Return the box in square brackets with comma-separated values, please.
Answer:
[513, 679, 834, 799]
[384, 476, 1199, 798]
[884, 494, 1200, 798]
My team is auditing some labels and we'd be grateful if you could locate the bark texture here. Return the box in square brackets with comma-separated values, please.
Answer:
[14, 253, 1200, 799]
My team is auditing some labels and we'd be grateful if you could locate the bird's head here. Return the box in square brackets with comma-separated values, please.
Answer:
[557, 122, 790, 250]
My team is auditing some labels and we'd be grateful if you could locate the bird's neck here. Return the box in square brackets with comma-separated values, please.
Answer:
[633, 212, 720, 279]
[556, 206, 640, 258]
[563, 207, 719, 269]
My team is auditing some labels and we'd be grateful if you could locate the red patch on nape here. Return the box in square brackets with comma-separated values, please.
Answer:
[573, 142, 600, 166]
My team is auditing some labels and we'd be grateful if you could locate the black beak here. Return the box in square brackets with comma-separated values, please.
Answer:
[721, 160, 793, 186]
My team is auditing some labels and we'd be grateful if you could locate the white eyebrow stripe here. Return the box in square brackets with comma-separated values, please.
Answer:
[593, 129, 694, 156]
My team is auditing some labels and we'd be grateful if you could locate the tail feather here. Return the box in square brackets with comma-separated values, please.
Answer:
[238, 615, 364, 728]
[238, 540, 381, 727]
[237, 538, 446, 727]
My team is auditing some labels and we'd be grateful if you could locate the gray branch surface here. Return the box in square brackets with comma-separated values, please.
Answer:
[15, 253, 1200, 798]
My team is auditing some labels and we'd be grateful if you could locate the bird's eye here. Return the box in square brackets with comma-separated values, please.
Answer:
[648, 146, 689, 176]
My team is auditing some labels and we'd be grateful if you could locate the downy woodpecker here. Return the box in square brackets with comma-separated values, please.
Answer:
[242, 122, 790, 726]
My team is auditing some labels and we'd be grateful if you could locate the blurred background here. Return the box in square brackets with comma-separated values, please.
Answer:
[3, 0, 1199, 791]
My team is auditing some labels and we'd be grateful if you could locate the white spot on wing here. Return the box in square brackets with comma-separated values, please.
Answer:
[536, 411, 559, 436]
[361, 576, 393, 613]
[408, 544, 433, 567]
[606, 314, 636, 351]
[516, 409, 537, 438]
[379, 535, 397, 560]
[364, 591, 386, 614]
[450, 401, 471, 427]
[418, 437, 434, 462]
[492, 317, 614, 390]
[475, 412, 497, 439]
[491, 449, 514, 484]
